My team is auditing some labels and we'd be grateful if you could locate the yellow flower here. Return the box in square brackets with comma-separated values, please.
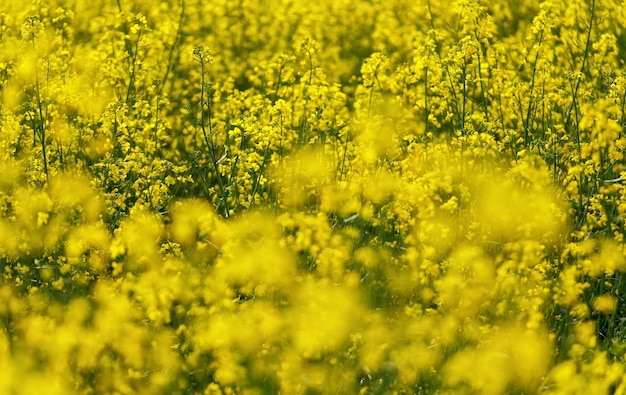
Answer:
[593, 294, 617, 314]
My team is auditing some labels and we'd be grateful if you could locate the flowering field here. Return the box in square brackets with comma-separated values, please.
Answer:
[2, 0, 626, 393]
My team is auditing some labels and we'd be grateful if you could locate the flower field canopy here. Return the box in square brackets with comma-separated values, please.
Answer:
[2, 0, 626, 393]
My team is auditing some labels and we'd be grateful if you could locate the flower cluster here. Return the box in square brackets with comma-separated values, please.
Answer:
[2, 0, 626, 394]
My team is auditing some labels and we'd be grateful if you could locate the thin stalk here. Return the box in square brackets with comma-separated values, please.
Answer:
[427, 0, 460, 139]
[272, 59, 284, 104]
[161, 0, 185, 93]
[153, 80, 160, 158]
[564, 0, 595, 135]
[35, 78, 48, 179]
[307, 48, 313, 86]
[572, 82, 582, 158]
[424, 66, 429, 134]
[198, 52, 230, 217]
[30, 31, 48, 180]
[461, 60, 467, 137]
[524, 26, 545, 147]
[247, 141, 271, 210]
[338, 130, 350, 181]
[475, 49, 490, 123]
[125, 28, 142, 105]
[619, 84, 626, 127]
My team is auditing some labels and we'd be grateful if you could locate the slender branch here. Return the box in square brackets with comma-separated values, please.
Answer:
[196, 48, 231, 217]
[524, 25, 545, 147]
[564, 0, 595, 136]
[161, 0, 185, 93]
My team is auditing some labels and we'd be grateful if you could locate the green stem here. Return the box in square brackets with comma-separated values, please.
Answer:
[564, 0, 595, 141]
[524, 25, 545, 147]
[199, 53, 230, 217]
[32, 41, 48, 180]
[161, 0, 185, 93]
[424, 66, 429, 134]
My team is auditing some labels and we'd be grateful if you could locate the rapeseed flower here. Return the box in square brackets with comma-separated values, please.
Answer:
[2, 0, 626, 393]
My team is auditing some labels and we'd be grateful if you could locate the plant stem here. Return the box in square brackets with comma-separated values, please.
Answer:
[564, 0, 595, 154]
[198, 51, 230, 217]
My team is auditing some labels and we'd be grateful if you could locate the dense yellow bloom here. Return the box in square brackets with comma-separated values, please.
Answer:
[2, 0, 626, 393]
